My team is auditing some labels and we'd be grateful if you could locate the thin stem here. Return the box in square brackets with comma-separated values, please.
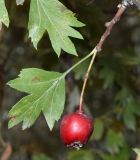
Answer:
[79, 49, 97, 113]
[78, 3, 127, 112]
[96, 4, 127, 51]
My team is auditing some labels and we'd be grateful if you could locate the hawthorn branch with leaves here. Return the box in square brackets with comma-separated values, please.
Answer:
[0, 0, 138, 130]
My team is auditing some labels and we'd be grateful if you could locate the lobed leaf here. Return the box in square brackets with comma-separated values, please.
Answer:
[0, 0, 9, 27]
[28, 0, 85, 56]
[8, 68, 65, 130]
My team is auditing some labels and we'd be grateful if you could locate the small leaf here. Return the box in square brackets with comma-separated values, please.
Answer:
[99, 67, 115, 89]
[16, 0, 25, 5]
[102, 145, 130, 160]
[123, 106, 136, 131]
[134, 148, 140, 156]
[123, 98, 140, 131]
[92, 119, 104, 140]
[8, 68, 65, 130]
[0, 0, 9, 27]
[28, 0, 84, 56]
[105, 129, 124, 154]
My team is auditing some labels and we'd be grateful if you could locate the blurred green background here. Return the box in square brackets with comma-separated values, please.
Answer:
[0, 0, 140, 159]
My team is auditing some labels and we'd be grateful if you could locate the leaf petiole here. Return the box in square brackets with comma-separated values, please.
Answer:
[62, 47, 97, 77]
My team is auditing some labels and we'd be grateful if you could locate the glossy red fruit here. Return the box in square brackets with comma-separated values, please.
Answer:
[60, 111, 93, 149]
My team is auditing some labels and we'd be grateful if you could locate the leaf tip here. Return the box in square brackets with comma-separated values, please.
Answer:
[133, 148, 140, 155]
[8, 120, 14, 129]
[7, 80, 12, 87]
[48, 123, 54, 131]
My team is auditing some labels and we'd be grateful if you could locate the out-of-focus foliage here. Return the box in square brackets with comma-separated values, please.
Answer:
[105, 129, 125, 153]
[91, 118, 104, 141]
[102, 145, 130, 160]
[33, 154, 51, 160]
[68, 150, 94, 160]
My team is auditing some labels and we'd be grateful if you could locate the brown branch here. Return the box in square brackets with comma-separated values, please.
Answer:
[0, 143, 12, 160]
[96, 4, 127, 51]
[0, 124, 12, 160]
[79, 3, 128, 111]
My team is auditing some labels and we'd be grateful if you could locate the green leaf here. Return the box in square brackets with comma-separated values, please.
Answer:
[68, 150, 94, 160]
[133, 148, 140, 156]
[28, 0, 85, 56]
[105, 129, 124, 154]
[99, 67, 115, 89]
[91, 119, 104, 140]
[33, 154, 51, 160]
[16, 0, 25, 5]
[123, 98, 140, 131]
[0, 0, 9, 27]
[102, 145, 130, 160]
[123, 107, 136, 131]
[115, 87, 140, 131]
[129, 100, 140, 116]
[122, 54, 140, 66]
[8, 68, 65, 130]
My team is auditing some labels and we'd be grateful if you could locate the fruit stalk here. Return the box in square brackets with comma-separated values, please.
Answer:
[79, 49, 97, 113]
[79, 2, 128, 112]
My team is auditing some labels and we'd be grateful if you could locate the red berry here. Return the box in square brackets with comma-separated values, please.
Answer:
[60, 111, 93, 149]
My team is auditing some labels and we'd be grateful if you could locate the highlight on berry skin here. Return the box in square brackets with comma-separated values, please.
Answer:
[60, 111, 94, 149]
